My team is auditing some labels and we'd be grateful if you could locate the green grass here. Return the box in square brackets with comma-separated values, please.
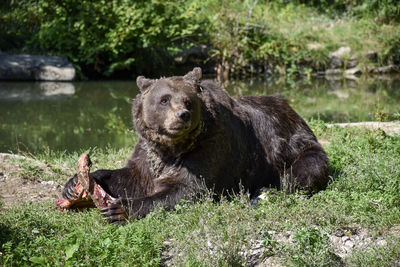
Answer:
[1, 124, 400, 266]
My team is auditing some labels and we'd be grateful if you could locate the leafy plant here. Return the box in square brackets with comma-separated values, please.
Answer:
[285, 226, 339, 266]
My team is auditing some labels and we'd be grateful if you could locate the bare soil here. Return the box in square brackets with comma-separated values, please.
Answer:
[0, 153, 63, 209]
[327, 121, 400, 136]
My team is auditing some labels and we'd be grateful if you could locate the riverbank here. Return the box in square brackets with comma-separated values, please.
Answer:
[0, 123, 399, 265]
[1, 1, 399, 79]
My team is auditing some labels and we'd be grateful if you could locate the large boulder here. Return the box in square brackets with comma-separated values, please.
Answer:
[0, 54, 76, 81]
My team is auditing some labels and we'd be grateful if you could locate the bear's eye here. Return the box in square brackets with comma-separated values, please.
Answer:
[160, 97, 170, 105]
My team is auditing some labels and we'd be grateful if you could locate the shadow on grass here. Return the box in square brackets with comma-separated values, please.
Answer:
[328, 165, 343, 184]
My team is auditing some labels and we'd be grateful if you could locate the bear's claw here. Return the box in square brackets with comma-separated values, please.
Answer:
[56, 153, 117, 212]
[100, 201, 128, 225]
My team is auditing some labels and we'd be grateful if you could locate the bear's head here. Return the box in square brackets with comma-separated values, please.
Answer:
[133, 67, 204, 154]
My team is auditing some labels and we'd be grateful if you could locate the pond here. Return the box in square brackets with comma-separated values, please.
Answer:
[1, 76, 399, 154]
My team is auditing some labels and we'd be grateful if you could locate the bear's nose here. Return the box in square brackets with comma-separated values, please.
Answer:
[177, 109, 191, 123]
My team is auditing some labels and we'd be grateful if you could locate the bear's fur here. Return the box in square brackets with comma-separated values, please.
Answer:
[62, 67, 329, 223]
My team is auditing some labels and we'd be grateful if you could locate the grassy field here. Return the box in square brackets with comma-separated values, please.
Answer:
[0, 122, 399, 266]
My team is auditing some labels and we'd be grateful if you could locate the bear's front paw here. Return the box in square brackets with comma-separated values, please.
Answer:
[62, 175, 87, 202]
[63, 183, 81, 201]
[100, 199, 128, 225]
[59, 174, 92, 209]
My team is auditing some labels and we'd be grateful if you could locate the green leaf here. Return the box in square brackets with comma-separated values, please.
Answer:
[30, 256, 46, 265]
[65, 243, 80, 260]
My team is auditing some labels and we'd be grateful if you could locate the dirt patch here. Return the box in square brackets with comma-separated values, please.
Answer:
[318, 121, 400, 147]
[327, 121, 400, 136]
[0, 153, 63, 209]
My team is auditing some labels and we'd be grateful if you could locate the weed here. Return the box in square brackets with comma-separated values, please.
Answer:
[346, 235, 400, 266]
[283, 226, 341, 266]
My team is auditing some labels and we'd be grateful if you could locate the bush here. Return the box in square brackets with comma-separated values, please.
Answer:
[1, 0, 399, 78]
[0, 0, 207, 78]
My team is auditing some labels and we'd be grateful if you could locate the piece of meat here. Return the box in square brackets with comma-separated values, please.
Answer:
[56, 153, 116, 210]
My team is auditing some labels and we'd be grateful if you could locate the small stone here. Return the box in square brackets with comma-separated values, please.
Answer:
[325, 69, 343, 75]
[376, 239, 387, 247]
[345, 240, 354, 248]
[341, 236, 350, 242]
[330, 235, 341, 244]
[307, 43, 324, 51]
[41, 180, 60, 187]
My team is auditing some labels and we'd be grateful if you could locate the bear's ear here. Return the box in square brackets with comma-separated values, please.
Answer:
[183, 67, 202, 84]
[136, 76, 154, 92]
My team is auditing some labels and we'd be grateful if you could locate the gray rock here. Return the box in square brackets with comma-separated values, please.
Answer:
[330, 47, 351, 58]
[333, 229, 345, 237]
[0, 54, 75, 81]
[330, 235, 342, 244]
[330, 56, 343, 69]
[346, 57, 358, 69]
[325, 69, 343, 75]
[41, 180, 60, 188]
[377, 65, 399, 74]
[307, 43, 323, 51]
[344, 240, 355, 249]
[365, 66, 378, 73]
[365, 51, 378, 62]
[345, 67, 362, 75]
[376, 239, 387, 247]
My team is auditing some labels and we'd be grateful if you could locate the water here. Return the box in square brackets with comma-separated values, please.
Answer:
[1, 76, 399, 153]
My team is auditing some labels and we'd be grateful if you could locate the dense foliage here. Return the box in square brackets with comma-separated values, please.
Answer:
[1, 0, 399, 78]
[0, 0, 207, 77]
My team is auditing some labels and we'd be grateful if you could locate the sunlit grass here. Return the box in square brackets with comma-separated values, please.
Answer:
[1, 125, 399, 266]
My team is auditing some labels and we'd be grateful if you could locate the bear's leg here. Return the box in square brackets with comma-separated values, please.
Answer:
[285, 145, 329, 193]
[101, 176, 190, 224]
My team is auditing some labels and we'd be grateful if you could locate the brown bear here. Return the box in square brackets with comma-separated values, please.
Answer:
[59, 67, 329, 224]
